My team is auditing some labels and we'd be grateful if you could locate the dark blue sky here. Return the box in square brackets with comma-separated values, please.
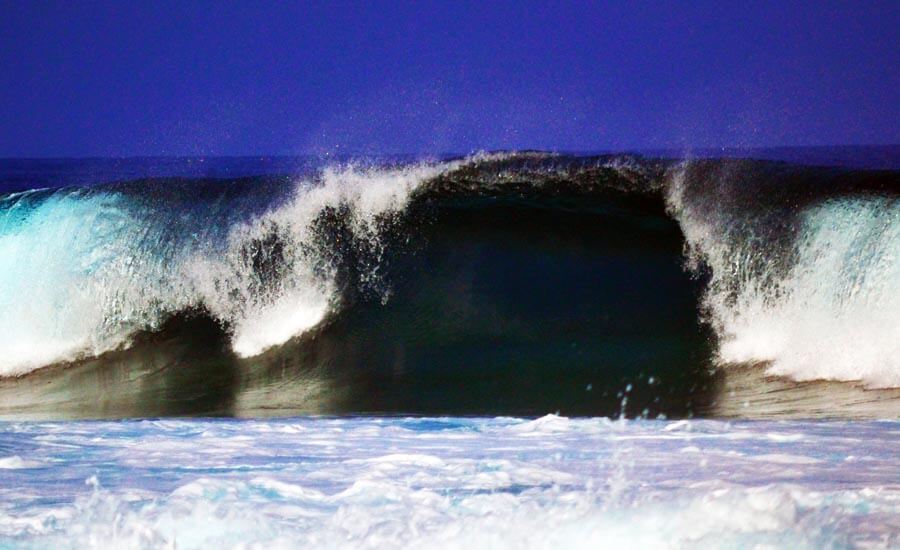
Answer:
[1, 1, 897, 157]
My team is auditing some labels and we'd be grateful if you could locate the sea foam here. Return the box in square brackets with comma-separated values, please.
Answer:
[668, 166, 900, 388]
[0, 161, 448, 375]
[0, 416, 896, 548]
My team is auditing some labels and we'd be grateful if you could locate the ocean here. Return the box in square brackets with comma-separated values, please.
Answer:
[0, 147, 897, 547]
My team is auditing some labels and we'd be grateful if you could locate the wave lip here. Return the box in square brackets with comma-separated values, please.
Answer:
[189, 160, 452, 358]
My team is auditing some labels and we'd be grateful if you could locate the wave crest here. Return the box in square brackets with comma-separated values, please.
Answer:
[0, 160, 453, 375]
[1, 153, 898, 392]
[667, 161, 900, 387]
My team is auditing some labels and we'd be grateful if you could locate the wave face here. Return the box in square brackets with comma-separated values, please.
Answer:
[0, 153, 897, 417]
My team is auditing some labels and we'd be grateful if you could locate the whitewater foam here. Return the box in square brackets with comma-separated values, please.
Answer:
[207, 160, 449, 357]
[668, 165, 900, 387]
[0, 416, 896, 548]
[0, 188, 191, 375]
[0, 161, 451, 375]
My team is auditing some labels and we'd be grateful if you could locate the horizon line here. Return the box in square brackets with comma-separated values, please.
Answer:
[1, 143, 899, 161]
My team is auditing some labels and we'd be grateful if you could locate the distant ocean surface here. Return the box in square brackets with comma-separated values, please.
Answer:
[0, 146, 898, 547]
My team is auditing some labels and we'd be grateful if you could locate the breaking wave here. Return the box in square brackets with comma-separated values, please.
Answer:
[0, 152, 897, 401]
[668, 160, 899, 387]
[0, 160, 451, 374]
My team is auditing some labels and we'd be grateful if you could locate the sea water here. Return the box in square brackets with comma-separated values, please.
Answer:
[1, 153, 898, 548]
[0, 415, 897, 549]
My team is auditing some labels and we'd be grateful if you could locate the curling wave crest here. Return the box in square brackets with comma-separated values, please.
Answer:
[0, 160, 450, 375]
[1, 153, 898, 390]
